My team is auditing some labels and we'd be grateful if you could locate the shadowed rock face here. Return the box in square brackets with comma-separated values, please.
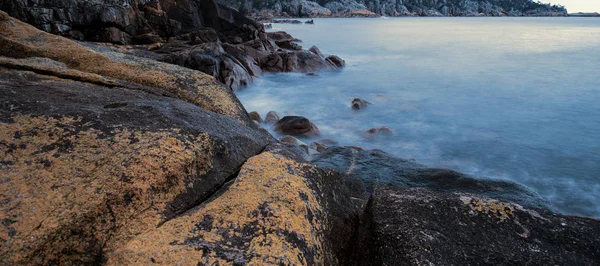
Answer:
[356, 186, 600, 265]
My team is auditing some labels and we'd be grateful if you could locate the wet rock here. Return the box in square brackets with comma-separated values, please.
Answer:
[272, 19, 303, 24]
[326, 55, 346, 68]
[305, 19, 314, 24]
[362, 126, 393, 138]
[281, 136, 309, 154]
[356, 186, 600, 265]
[309, 45, 323, 57]
[312, 147, 549, 208]
[351, 98, 371, 110]
[274, 116, 321, 138]
[264, 110, 281, 124]
[318, 138, 339, 145]
[248, 111, 262, 122]
[310, 142, 328, 153]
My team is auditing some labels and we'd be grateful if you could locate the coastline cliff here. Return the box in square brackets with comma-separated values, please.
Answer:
[1, 1, 599, 265]
[217, 0, 568, 17]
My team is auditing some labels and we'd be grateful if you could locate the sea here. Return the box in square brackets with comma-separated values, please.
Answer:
[236, 17, 600, 218]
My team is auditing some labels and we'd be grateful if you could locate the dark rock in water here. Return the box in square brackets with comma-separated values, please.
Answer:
[280, 135, 309, 154]
[305, 19, 314, 24]
[272, 19, 303, 24]
[267, 31, 301, 43]
[318, 138, 339, 145]
[310, 142, 328, 153]
[312, 147, 548, 209]
[356, 186, 600, 265]
[344, 145, 364, 151]
[274, 116, 320, 138]
[264, 110, 281, 124]
[307, 72, 318, 76]
[326, 55, 346, 68]
[351, 98, 370, 110]
[308, 45, 323, 57]
[362, 126, 394, 138]
[248, 111, 262, 122]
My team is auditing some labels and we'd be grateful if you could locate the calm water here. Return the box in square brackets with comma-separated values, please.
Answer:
[237, 17, 600, 218]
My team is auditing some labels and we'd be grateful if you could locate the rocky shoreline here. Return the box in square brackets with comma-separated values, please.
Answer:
[1, 1, 599, 265]
[218, 0, 568, 18]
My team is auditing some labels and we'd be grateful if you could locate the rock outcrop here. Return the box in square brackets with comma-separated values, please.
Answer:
[357, 186, 600, 265]
[107, 146, 364, 265]
[0, 10, 278, 264]
[314, 147, 600, 265]
[0, 0, 345, 91]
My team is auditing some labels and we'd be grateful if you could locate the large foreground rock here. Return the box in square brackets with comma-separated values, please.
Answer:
[0, 10, 278, 265]
[356, 186, 600, 265]
[108, 145, 365, 265]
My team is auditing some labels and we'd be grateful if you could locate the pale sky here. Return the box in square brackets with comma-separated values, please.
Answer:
[545, 0, 600, 12]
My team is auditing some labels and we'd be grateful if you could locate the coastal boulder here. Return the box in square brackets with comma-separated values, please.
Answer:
[106, 145, 366, 265]
[274, 116, 321, 138]
[248, 111, 263, 122]
[356, 186, 600, 265]
[265, 110, 281, 123]
[351, 98, 371, 110]
[281, 135, 310, 154]
[0, 61, 273, 265]
[362, 126, 394, 138]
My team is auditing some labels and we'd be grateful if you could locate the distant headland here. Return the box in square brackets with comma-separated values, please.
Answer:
[218, 0, 569, 17]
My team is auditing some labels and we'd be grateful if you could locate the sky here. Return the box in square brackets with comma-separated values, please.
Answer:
[545, 0, 600, 12]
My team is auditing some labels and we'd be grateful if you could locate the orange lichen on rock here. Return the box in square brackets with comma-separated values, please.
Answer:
[461, 196, 515, 221]
[0, 10, 250, 125]
[0, 115, 216, 265]
[108, 152, 330, 265]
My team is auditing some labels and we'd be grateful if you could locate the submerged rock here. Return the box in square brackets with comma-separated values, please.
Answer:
[351, 98, 371, 110]
[274, 116, 321, 138]
[310, 141, 329, 153]
[281, 135, 309, 154]
[362, 126, 394, 138]
[312, 147, 548, 208]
